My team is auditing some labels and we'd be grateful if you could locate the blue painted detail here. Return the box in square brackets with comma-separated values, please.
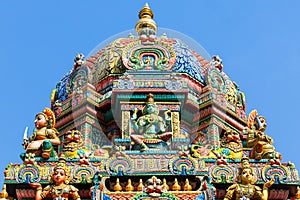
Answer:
[172, 39, 204, 83]
[25, 174, 31, 184]
[55, 70, 72, 102]
[103, 194, 112, 200]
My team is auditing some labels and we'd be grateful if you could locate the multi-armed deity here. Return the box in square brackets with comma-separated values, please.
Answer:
[130, 93, 173, 151]
[22, 108, 61, 160]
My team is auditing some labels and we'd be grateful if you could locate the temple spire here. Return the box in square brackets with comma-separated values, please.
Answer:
[135, 3, 157, 35]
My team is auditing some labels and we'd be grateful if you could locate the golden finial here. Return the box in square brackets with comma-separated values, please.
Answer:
[125, 179, 134, 192]
[0, 184, 8, 199]
[113, 178, 122, 191]
[137, 179, 144, 191]
[162, 178, 169, 191]
[139, 3, 153, 19]
[296, 186, 300, 199]
[172, 178, 181, 191]
[183, 179, 192, 191]
[135, 3, 157, 35]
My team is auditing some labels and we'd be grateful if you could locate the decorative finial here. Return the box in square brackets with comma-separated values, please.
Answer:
[135, 3, 157, 36]
[0, 184, 8, 199]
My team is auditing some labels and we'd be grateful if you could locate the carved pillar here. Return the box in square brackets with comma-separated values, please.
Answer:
[207, 124, 220, 149]
[122, 111, 131, 138]
[80, 123, 93, 150]
[171, 111, 180, 138]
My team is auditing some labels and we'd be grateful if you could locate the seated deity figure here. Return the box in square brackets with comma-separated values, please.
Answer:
[30, 155, 81, 200]
[245, 110, 281, 162]
[22, 108, 61, 159]
[224, 157, 274, 200]
[130, 93, 172, 151]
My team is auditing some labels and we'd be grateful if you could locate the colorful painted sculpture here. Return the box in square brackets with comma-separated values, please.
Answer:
[211, 55, 223, 71]
[208, 130, 243, 159]
[30, 156, 81, 200]
[22, 108, 60, 160]
[130, 93, 172, 151]
[73, 53, 84, 70]
[62, 130, 85, 159]
[143, 176, 166, 198]
[245, 110, 281, 162]
[3, 4, 300, 200]
[224, 157, 274, 200]
[89, 172, 112, 200]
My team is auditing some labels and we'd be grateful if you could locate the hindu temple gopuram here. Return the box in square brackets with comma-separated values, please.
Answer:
[1, 3, 300, 200]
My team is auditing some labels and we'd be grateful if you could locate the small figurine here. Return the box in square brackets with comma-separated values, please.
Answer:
[211, 55, 223, 71]
[130, 93, 172, 151]
[74, 53, 85, 70]
[90, 172, 111, 200]
[22, 108, 60, 160]
[144, 176, 166, 198]
[224, 157, 274, 200]
[30, 155, 80, 200]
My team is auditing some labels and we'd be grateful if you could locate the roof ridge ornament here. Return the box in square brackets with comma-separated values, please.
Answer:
[135, 3, 157, 38]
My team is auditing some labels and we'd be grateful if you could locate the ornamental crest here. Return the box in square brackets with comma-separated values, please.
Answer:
[122, 41, 176, 70]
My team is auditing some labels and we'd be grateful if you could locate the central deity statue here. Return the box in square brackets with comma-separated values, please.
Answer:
[130, 93, 172, 151]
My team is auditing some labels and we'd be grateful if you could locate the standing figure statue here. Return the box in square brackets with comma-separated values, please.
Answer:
[130, 93, 172, 151]
[22, 108, 61, 160]
[224, 157, 274, 200]
[30, 155, 80, 200]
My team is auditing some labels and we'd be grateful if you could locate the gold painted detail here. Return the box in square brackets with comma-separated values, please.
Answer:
[171, 112, 180, 138]
[135, 3, 157, 35]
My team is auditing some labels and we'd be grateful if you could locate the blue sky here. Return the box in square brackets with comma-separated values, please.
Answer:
[1, 1, 300, 187]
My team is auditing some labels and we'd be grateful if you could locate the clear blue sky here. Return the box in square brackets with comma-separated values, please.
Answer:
[1, 1, 300, 187]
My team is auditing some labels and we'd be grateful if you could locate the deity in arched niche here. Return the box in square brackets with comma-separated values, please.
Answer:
[130, 93, 172, 151]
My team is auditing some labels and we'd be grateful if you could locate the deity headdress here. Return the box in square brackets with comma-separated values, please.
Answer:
[142, 93, 159, 115]
[36, 108, 56, 129]
[238, 156, 257, 184]
[54, 154, 67, 172]
[49, 154, 69, 184]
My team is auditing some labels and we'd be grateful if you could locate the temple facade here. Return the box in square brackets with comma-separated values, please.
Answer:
[1, 4, 300, 200]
